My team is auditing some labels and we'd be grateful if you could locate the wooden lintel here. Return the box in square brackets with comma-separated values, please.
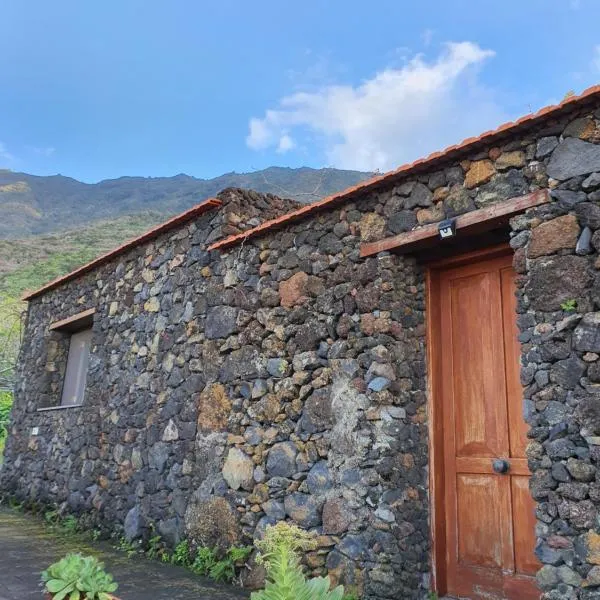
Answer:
[360, 189, 550, 258]
[49, 308, 95, 332]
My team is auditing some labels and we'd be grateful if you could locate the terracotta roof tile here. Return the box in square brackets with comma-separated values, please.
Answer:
[208, 84, 600, 252]
[22, 198, 222, 301]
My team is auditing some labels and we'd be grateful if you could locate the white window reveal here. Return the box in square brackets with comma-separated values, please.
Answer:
[60, 328, 92, 406]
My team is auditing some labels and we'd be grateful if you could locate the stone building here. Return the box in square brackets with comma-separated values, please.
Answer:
[4, 85, 600, 599]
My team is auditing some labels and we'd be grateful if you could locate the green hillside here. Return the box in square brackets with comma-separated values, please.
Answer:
[0, 166, 370, 238]
[0, 165, 371, 397]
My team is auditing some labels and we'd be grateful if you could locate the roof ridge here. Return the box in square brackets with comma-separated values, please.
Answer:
[208, 84, 600, 251]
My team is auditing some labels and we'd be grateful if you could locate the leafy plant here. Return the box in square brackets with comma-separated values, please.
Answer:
[41, 553, 118, 600]
[561, 299, 578, 312]
[251, 521, 345, 600]
[146, 530, 169, 562]
[171, 540, 192, 567]
[189, 544, 252, 583]
[209, 546, 252, 583]
[116, 536, 142, 558]
[190, 546, 218, 576]
[0, 390, 13, 460]
[44, 509, 80, 534]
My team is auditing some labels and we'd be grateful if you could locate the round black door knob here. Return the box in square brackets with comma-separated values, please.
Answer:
[492, 459, 510, 474]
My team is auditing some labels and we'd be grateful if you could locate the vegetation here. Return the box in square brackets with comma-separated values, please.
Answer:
[251, 521, 346, 600]
[41, 553, 118, 600]
[0, 166, 370, 238]
[0, 391, 12, 459]
[561, 298, 578, 312]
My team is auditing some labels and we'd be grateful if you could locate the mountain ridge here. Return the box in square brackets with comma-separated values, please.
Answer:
[0, 166, 371, 239]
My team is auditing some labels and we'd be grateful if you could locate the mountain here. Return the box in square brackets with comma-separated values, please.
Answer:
[0, 166, 371, 239]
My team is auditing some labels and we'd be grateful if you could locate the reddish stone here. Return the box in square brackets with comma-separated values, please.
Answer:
[465, 159, 496, 188]
[528, 214, 580, 259]
[279, 272, 309, 308]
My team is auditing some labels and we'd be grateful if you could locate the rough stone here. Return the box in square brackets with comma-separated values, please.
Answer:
[495, 150, 526, 170]
[527, 256, 592, 311]
[322, 498, 351, 535]
[301, 388, 333, 432]
[405, 183, 433, 209]
[306, 461, 333, 495]
[550, 356, 586, 389]
[444, 185, 475, 217]
[197, 384, 232, 432]
[279, 272, 309, 309]
[185, 497, 240, 548]
[266, 358, 290, 378]
[124, 505, 144, 541]
[266, 442, 298, 478]
[537, 136, 559, 159]
[547, 138, 600, 181]
[222, 448, 254, 491]
[464, 159, 495, 188]
[388, 210, 417, 234]
[205, 306, 238, 339]
[528, 215, 580, 259]
[284, 493, 322, 528]
[359, 213, 386, 242]
[574, 314, 600, 353]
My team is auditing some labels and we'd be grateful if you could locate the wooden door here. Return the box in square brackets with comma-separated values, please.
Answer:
[433, 252, 540, 600]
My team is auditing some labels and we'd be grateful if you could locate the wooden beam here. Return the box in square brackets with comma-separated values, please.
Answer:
[49, 308, 95, 332]
[360, 189, 549, 257]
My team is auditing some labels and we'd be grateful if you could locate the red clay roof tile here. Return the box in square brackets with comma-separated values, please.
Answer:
[21, 84, 600, 300]
[208, 84, 600, 252]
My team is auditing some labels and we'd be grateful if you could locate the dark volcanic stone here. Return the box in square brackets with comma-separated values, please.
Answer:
[284, 493, 322, 528]
[527, 256, 592, 311]
[205, 306, 239, 339]
[547, 138, 600, 181]
[266, 442, 298, 478]
[388, 210, 417, 234]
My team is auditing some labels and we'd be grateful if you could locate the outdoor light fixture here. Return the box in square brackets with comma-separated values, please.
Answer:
[438, 218, 457, 240]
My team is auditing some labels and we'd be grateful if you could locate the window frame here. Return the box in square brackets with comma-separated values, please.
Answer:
[39, 308, 96, 411]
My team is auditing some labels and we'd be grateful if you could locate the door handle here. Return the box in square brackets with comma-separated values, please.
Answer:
[492, 459, 510, 474]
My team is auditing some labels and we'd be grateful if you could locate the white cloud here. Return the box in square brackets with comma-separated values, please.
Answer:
[0, 142, 13, 163]
[422, 29, 434, 47]
[30, 146, 56, 156]
[277, 134, 296, 153]
[246, 41, 507, 172]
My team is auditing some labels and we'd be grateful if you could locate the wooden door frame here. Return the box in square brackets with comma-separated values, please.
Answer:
[425, 243, 514, 595]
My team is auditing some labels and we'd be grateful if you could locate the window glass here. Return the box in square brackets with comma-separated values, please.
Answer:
[60, 328, 92, 406]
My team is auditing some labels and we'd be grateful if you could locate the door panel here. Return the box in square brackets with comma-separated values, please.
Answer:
[434, 252, 540, 600]
[456, 474, 512, 570]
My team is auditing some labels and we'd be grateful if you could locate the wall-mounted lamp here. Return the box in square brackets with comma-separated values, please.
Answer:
[438, 218, 457, 240]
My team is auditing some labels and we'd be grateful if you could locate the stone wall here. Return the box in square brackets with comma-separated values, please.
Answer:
[3, 103, 600, 599]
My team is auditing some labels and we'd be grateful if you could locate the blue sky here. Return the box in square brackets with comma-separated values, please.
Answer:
[1, 0, 599, 182]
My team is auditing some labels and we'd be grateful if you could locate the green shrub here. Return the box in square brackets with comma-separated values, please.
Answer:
[190, 546, 218, 576]
[41, 553, 118, 600]
[251, 521, 345, 600]
[171, 539, 192, 567]
[189, 544, 252, 583]
[0, 391, 12, 457]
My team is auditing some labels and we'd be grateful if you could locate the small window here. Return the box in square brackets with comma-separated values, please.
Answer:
[60, 328, 92, 406]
